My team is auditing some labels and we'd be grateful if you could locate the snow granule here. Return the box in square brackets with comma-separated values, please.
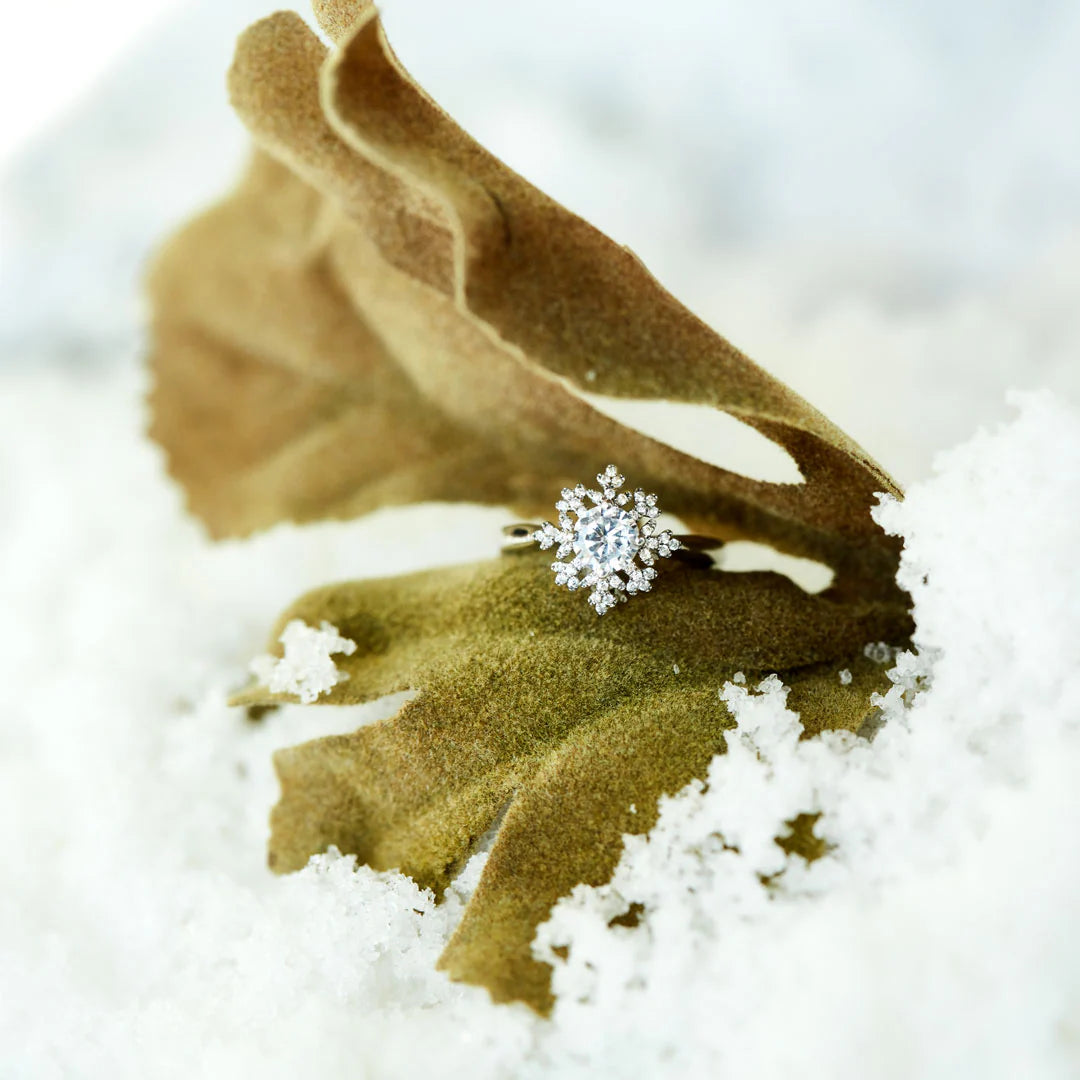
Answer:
[862, 640, 895, 664]
[250, 619, 357, 703]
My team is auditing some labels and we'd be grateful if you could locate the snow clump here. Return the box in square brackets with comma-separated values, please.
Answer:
[250, 619, 357, 704]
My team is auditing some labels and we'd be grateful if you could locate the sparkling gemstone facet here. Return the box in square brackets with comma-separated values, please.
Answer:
[573, 504, 640, 572]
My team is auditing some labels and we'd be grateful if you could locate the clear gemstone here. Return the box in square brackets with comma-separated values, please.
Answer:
[573, 504, 640, 572]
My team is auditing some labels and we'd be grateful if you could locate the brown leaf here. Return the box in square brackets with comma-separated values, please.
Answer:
[147, 3, 904, 603]
[234, 551, 912, 1010]
[151, 0, 915, 1013]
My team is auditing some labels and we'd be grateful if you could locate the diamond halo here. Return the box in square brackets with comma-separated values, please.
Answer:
[533, 465, 681, 615]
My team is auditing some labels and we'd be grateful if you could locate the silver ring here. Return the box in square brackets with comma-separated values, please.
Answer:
[503, 465, 718, 615]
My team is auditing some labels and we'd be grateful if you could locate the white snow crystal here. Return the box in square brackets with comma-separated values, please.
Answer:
[250, 619, 357, 704]
[862, 640, 895, 664]
[838, 668, 853, 685]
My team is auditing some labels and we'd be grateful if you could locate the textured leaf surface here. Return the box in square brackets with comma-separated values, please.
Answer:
[153, 0, 917, 1012]
[147, 0, 904, 603]
[234, 552, 912, 1010]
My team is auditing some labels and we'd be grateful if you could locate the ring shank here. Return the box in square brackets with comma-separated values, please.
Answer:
[501, 523, 722, 566]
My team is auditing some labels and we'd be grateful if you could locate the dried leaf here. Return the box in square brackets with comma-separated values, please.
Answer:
[152, 0, 916, 1013]
[233, 552, 911, 1010]
[147, 1, 904, 603]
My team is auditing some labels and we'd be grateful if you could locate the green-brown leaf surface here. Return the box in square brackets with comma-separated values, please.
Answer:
[147, 0, 904, 604]
[151, 0, 917, 1014]
[234, 552, 911, 1011]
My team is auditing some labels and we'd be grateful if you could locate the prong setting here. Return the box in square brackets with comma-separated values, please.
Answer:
[533, 465, 681, 615]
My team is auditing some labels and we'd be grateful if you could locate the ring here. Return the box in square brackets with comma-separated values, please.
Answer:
[503, 465, 718, 615]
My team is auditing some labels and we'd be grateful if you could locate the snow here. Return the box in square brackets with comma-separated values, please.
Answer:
[250, 619, 357, 704]
[535, 396, 1080, 1078]
[2, 0, 1080, 1076]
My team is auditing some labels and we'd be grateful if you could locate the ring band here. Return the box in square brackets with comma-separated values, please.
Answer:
[502, 465, 720, 614]
[502, 523, 718, 567]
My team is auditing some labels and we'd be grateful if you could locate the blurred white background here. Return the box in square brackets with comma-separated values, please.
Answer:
[1, 0, 1079, 479]
[0, 1, 183, 166]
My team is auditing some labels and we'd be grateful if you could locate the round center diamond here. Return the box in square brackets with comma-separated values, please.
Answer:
[573, 504, 640, 572]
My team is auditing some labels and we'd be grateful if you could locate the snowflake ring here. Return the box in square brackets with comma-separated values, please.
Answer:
[503, 465, 706, 615]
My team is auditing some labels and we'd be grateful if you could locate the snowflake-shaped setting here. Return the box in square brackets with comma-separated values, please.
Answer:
[533, 465, 682, 615]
